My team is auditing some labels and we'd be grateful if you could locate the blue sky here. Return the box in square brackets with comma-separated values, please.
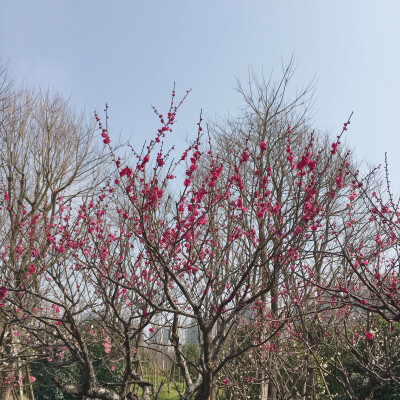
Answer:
[1, 1, 399, 191]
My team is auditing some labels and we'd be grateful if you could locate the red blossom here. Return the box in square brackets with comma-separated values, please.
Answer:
[364, 331, 374, 341]
[28, 264, 36, 275]
[259, 141, 267, 151]
[0, 286, 7, 300]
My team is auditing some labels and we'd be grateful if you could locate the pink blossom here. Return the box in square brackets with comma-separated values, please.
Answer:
[103, 338, 112, 354]
[364, 331, 374, 341]
[295, 226, 302, 235]
[296, 155, 309, 170]
[240, 151, 250, 163]
[28, 264, 36, 275]
[0, 286, 8, 300]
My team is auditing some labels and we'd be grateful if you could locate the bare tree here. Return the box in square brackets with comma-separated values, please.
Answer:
[0, 64, 109, 400]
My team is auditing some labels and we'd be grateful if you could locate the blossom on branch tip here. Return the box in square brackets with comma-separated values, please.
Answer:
[259, 141, 267, 151]
[28, 264, 36, 275]
[364, 331, 374, 341]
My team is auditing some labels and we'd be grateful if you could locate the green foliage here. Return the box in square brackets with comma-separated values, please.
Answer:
[182, 344, 200, 379]
[374, 382, 400, 400]
[30, 359, 78, 400]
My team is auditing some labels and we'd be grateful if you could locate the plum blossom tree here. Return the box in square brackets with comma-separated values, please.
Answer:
[1, 61, 400, 400]
[201, 61, 386, 399]
[311, 157, 400, 399]
[0, 64, 109, 400]
[85, 73, 380, 399]
[0, 194, 164, 400]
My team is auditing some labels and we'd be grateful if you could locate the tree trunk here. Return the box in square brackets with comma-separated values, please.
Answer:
[304, 367, 314, 400]
[268, 279, 278, 400]
[194, 375, 214, 400]
[209, 385, 217, 400]
[269, 383, 277, 400]
[260, 380, 269, 400]
[141, 385, 152, 400]
[26, 365, 35, 400]
[0, 375, 13, 400]
[259, 330, 268, 400]
[0, 360, 16, 400]
[0, 385, 12, 400]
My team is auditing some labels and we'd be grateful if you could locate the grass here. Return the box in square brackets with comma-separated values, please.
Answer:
[133, 375, 184, 400]
[153, 379, 183, 400]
